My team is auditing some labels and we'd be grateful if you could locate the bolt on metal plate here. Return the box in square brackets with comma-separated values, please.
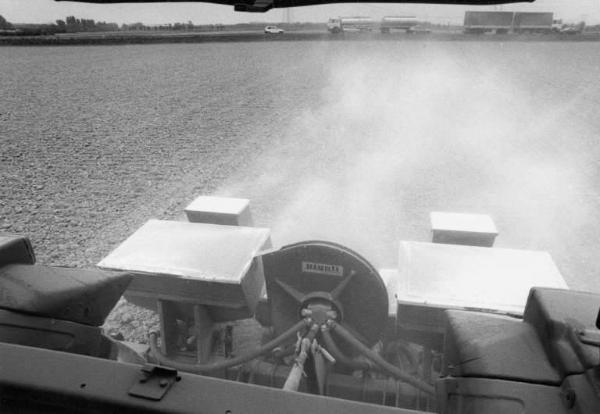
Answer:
[128, 364, 180, 401]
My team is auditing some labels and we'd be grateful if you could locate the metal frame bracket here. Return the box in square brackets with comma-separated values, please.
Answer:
[128, 364, 180, 401]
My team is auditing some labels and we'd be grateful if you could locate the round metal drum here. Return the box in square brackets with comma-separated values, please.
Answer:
[260, 240, 389, 351]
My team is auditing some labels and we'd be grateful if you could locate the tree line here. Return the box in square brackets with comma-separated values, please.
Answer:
[0, 15, 230, 36]
[56, 16, 119, 32]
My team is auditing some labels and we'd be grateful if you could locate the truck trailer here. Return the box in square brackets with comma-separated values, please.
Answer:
[464, 11, 555, 34]
[327, 17, 375, 33]
[327, 16, 419, 34]
[513, 12, 554, 33]
[463, 10, 513, 34]
[379, 16, 418, 33]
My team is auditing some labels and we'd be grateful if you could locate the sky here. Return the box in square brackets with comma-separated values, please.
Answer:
[1, 0, 598, 25]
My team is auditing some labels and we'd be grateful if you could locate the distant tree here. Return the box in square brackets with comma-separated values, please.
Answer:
[123, 22, 145, 31]
[65, 16, 81, 32]
[80, 19, 95, 31]
[54, 19, 67, 34]
[0, 14, 13, 30]
[96, 21, 118, 32]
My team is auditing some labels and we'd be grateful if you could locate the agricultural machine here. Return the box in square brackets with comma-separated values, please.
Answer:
[1, 195, 599, 413]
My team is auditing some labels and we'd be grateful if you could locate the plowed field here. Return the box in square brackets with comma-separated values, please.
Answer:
[2, 41, 600, 340]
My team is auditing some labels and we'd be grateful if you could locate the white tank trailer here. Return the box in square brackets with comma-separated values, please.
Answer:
[327, 16, 419, 34]
[326, 17, 376, 33]
[379, 16, 418, 33]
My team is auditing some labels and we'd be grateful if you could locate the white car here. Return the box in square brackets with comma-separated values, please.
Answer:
[264, 26, 284, 34]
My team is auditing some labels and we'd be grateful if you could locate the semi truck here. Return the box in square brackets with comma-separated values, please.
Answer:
[464, 11, 555, 34]
[327, 17, 375, 33]
[327, 16, 419, 34]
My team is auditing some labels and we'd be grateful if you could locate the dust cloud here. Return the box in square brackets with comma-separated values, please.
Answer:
[217, 42, 599, 291]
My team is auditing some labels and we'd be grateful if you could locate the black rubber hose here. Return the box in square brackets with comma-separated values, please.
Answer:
[321, 327, 370, 371]
[149, 319, 308, 374]
[330, 321, 435, 395]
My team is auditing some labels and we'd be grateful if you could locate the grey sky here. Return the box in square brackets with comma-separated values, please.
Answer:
[1, 0, 598, 25]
